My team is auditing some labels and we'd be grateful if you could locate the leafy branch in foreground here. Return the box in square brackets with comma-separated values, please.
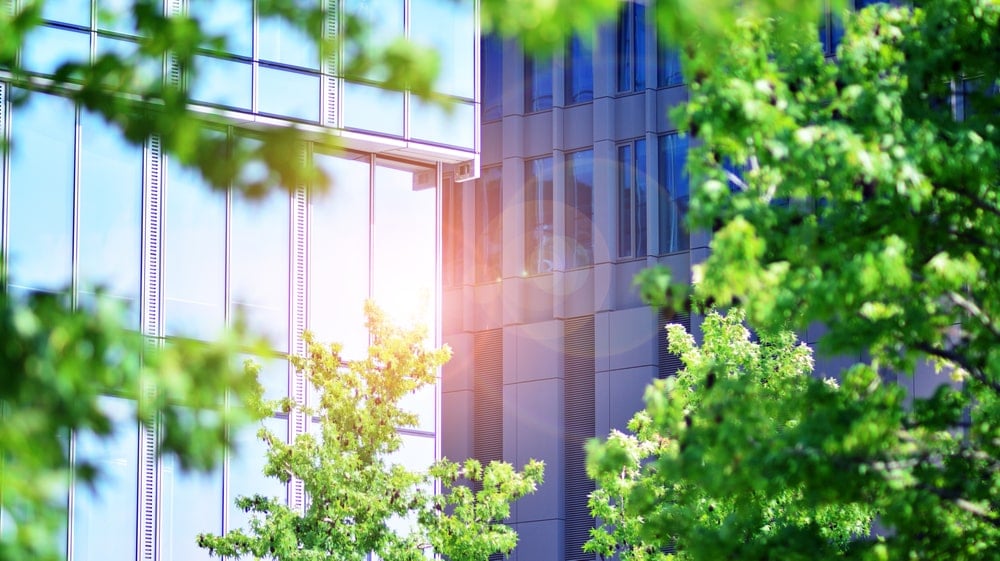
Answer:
[198, 302, 543, 561]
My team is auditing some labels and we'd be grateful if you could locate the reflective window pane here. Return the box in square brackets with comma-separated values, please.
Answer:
[43, 0, 91, 26]
[258, 66, 320, 121]
[259, 1, 319, 69]
[617, 1, 646, 92]
[566, 35, 593, 104]
[191, 55, 252, 109]
[410, 0, 475, 99]
[481, 34, 503, 121]
[565, 150, 593, 268]
[658, 133, 690, 253]
[230, 190, 290, 350]
[441, 177, 462, 288]
[161, 470, 221, 561]
[657, 45, 683, 88]
[343, 0, 403, 83]
[72, 397, 138, 561]
[189, 0, 253, 56]
[373, 160, 437, 331]
[161, 415, 222, 561]
[8, 92, 75, 293]
[617, 145, 633, 258]
[342, 81, 404, 136]
[228, 416, 288, 532]
[475, 166, 502, 283]
[409, 96, 475, 149]
[310, 153, 371, 360]
[164, 158, 226, 340]
[98, 0, 137, 34]
[97, 37, 163, 91]
[78, 111, 143, 329]
[524, 158, 553, 275]
[524, 55, 552, 112]
[22, 25, 90, 76]
[241, 356, 289, 402]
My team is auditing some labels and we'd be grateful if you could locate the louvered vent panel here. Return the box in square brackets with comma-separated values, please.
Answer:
[142, 135, 163, 337]
[564, 316, 595, 561]
[473, 329, 505, 561]
[139, 133, 164, 561]
[658, 311, 690, 379]
[165, 0, 184, 88]
[139, 340, 161, 561]
[289, 153, 310, 512]
[323, 0, 338, 127]
[473, 329, 503, 466]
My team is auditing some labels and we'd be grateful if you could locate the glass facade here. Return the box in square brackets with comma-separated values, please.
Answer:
[2, 1, 476, 558]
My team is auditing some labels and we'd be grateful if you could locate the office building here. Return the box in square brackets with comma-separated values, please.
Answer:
[441, 2, 946, 560]
[0, 1, 477, 560]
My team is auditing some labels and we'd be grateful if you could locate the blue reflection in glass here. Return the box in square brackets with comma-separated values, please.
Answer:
[258, 66, 320, 121]
[481, 34, 503, 121]
[97, 37, 163, 90]
[240, 355, 289, 402]
[8, 92, 75, 293]
[259, 0, 319, 69]
[409, 96, 474, 149]
[43, 0, 91, 26]
[22, 25, 90, 76]
[310, 153, 370, 360]
[524, 157, 554, 274]
[160, 408, 222, 561]
[164, 158, 226, 341]
[78, 111, 143, 329]
[342, 81, 404, 136]
[524, 55, 552, 112]
[565, 150, 594, 268]
[566, 35, 593, 104]
[189, 0, 253, 56]
[230, 190, 290, 350]
[343, 0, 403, 82]
[72, 397, 138, 561]
[98, 0, 137, 34]
[191, 55, 252, 109]
[373, 160, 437, 332]
[410, 0, 475, 99]
[658, 133, 690, 253]
[228, 416, 288, 532]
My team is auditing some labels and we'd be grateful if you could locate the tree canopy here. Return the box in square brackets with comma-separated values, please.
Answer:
[197, 304, 543, 561]
[621, 0, 1000, 558]
[587, 310, 873, 560]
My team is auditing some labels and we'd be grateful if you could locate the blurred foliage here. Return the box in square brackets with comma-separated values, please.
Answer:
[197, 303, 542, 561]
[0, 274, 264, 561]
[626, 0, 1000, 559]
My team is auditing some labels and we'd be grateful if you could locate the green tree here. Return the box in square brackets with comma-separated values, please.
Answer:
[586, 309, 873, 560]
[197, 303, 543, 561]
[622, 0, 1000, 558]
